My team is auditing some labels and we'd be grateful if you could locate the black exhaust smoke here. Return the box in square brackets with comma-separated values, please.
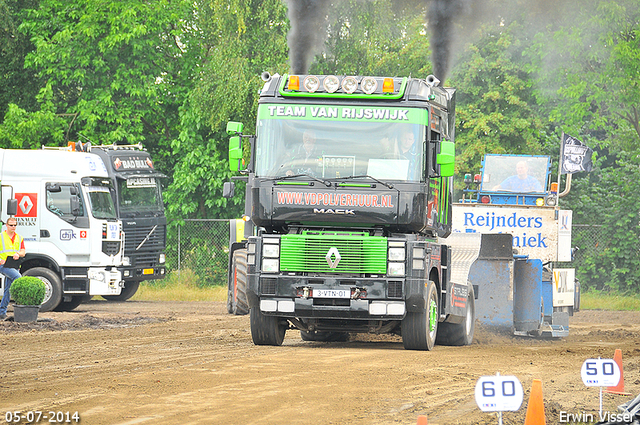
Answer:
[285, 0, 331, 75]
[426, 0, 471, 82]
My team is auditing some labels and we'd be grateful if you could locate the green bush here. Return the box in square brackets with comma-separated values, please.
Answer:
[10, 276, 46, 305]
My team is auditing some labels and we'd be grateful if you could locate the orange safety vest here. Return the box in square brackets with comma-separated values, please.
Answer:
[0, 231, 23, 261]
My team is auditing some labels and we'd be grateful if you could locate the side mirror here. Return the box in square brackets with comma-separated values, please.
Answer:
[437, 141, 455, 177]
[226, 121, 244, 136]
[70, 195, 81, 216]
[6, 199, 17, 216]
[222, 181, 235, 199]
[228, 136, 243, 171]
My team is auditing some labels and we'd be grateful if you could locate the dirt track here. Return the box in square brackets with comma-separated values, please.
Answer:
[1, 300, 639, 425]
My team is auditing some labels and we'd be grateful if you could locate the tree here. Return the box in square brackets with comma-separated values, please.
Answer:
[524, 0, 640, 292]
[0, 0, 40, 119]
[163, 0, 290, 220]
[19, 0, 201, 172]
[449, 20, 549, 182]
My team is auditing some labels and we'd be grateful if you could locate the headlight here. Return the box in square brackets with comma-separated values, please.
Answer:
[388, 262, 405, 277]
[361, 77, 378, 94]
[122, 256, 131, 266]
[388, 247, 405, 261]
[263, 244, 280, 258]
[262, 258, 279, 273]
[323, 75, 340, 93]
[341, 76, 358, 94]
[89, 270, 105, 282]
[159, 253, 166, 264]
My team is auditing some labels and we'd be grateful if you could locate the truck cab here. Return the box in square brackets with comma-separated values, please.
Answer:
[0, 149, 124, 311]
[91, 145, 167, 301]
[224, 73, 478, 351]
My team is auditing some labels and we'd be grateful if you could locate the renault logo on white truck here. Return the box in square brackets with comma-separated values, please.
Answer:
[0, 149, 125, 312]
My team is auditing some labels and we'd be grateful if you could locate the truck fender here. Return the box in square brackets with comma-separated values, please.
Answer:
[20, 254, 61, 274]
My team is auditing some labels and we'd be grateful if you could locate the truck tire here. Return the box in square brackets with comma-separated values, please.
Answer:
[227, 249, 249, 315]
[436, 285, 475, 346]
[402, 280, 439, 351]
[250, 308, 286, 346]
[24, 267, 62, 312]
[573, 278, 581, 312]
[54, 295, 88, 312]
[104, 281, 140, 302]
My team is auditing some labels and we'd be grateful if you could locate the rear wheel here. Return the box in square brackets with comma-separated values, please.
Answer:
[227, 249, 249, 315]
[104, 280, 140, 302]
[250, 308, 286, 346]
[402, 280, 439, 351]
[24, 267, 62, 312]
[436, 285, 475, 346]
[54, 295, 90, 312]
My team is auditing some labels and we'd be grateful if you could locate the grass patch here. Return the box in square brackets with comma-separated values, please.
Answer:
[580, 291, 640, 311]
[130, 270, 227, 302]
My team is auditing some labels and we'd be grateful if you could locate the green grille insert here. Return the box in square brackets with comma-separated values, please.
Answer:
[280, 232, 387, 274]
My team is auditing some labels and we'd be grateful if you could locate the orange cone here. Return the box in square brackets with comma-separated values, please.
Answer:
[605, 349, 631, 395]
[524, 379, 546, 425]
[416, 415, 428, 425]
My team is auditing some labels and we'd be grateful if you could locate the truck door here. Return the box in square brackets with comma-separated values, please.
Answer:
[44, 182, 91, 257]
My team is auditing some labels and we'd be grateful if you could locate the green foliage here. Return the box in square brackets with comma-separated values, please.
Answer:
[563, 154, 640, 292]
[10, 276, 46, 305]
[0, 0, 41, 118]
[449, 20, 549, 184]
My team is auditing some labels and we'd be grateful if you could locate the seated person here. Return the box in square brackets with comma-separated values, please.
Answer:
[493, 161, 543, 192]
[378, 136, 400, 159]
[283, 130, 322, 177]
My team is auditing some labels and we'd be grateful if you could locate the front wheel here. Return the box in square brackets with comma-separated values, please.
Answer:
[250, 308, 286, 346]
[23, 267, 62, 312]
[402, 280, 439, 351]
[436, 285, 475, 346]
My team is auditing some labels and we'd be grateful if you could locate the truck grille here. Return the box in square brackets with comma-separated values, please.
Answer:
[123, 224, 166, 267]
[280, 232, 387, 274]
[102, 241, 122, 256]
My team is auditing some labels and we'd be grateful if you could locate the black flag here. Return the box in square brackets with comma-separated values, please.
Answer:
[561, 134, 593, 174]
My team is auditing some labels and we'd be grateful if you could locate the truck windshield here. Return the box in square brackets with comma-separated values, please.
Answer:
[118, 177, 163, 213]
[82, 177, 118, 220]
[254, 105, 427, 182]
[480, 155, 550, 193]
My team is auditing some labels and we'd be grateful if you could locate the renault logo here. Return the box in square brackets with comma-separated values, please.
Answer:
[326, 247, 341, 268]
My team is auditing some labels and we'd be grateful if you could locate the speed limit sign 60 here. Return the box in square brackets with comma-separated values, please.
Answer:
[474, 375, 524, 412]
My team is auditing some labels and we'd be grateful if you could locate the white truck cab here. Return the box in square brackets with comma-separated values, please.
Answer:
[0, 149, 124, 311]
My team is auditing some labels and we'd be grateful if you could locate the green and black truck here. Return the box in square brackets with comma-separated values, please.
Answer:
[223, 73, 476, 350]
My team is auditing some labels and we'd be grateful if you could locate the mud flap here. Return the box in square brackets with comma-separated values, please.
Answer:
[469, 234, 515, 330]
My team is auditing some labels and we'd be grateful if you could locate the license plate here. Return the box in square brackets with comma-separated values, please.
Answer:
[143, 268, 154, 275]
[313, 289, 350, 299]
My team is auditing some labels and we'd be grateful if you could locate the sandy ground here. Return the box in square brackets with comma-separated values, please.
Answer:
[1, 300, 639, 425]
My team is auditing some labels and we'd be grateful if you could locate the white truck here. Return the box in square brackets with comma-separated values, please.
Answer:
[0, 149, 124, 312]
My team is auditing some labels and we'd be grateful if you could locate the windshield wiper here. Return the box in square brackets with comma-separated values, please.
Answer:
[335, 175, 394, 189]
[270, 174, 332, 187]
